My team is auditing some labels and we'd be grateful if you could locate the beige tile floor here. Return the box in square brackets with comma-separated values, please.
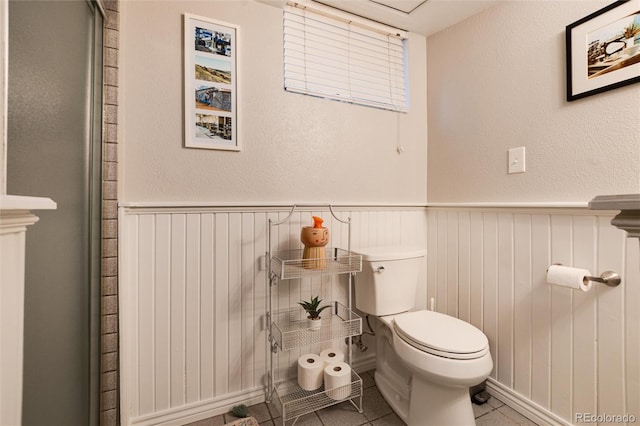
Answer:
[185, 370, 539, 426]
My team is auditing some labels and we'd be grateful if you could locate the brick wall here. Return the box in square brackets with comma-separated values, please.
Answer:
[102, 1, 119, 424]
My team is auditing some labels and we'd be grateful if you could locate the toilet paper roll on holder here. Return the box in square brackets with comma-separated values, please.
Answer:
[550, 264, 621, 287]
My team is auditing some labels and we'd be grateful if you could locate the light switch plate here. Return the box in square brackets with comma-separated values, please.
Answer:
[508, 147, 526, 174]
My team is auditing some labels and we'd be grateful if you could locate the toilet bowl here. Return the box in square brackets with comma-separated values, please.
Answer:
[352, 247, 493, 426]
[389, 311, 493, 425]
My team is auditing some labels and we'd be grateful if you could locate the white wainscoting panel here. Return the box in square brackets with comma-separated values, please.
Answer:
[119, 205, 426, 425]
[427, 207, 640, 425]
[120, 204, 639, 426]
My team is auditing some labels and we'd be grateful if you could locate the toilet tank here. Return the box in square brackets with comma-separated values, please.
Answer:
[352, 247, 427, 316]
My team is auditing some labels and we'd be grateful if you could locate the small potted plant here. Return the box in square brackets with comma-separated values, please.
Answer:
[298, 296, 330, 330]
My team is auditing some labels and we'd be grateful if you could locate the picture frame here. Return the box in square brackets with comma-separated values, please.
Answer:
[184, 13, 239, 150]
[566, 0, 640, 101]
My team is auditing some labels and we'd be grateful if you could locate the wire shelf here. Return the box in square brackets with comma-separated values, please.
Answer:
[271, 248, 362, 280]
[271, 302, 362, 351]
[272, 370, 363, 422]
[265, 208, 362, 419]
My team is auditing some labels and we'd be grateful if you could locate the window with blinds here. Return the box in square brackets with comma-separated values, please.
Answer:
[283, 3, 408, 112]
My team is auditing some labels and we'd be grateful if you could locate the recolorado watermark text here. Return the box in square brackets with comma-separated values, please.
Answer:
[575, 412, 637, 423]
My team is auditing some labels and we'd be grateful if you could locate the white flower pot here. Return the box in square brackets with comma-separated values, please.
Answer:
[307, 316, 322, 331]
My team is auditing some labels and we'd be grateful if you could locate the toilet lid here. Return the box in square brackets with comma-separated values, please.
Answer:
[393, 310, 489, 360]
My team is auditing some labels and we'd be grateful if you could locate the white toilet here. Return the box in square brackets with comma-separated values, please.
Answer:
[352, 247, 493, 426]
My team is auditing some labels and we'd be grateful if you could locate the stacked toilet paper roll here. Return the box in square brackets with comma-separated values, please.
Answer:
[324, 361, 352, 400]
[297, 353, 324, 391]
[319, 348, 344, 367]
[546, 265, 592, 292]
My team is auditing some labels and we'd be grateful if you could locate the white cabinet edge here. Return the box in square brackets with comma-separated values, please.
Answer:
[0, 195, 57, 210]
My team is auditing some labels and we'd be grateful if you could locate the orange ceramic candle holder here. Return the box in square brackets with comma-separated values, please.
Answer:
[301, 216, 329, 269]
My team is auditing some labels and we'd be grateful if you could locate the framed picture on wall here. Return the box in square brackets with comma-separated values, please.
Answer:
[184, 14, 239, 150]
[566, 0, 640, 101]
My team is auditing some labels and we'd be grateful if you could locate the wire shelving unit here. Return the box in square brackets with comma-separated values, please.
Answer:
[265, 205, 363, 425]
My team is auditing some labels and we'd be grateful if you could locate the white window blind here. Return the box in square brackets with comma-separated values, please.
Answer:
[283, 3, 408, 112]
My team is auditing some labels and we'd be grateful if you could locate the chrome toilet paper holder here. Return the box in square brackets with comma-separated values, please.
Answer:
[551, 263, 621, 287]
[587, 271, 621, 287]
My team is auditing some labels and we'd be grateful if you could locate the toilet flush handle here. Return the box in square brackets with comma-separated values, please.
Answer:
[375, 266, 385, 273]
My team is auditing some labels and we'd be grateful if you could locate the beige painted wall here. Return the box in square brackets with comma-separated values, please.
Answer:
[427, 1, 640, 203]
[120, 0, 427, 204]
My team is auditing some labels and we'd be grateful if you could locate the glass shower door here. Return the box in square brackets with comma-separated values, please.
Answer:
[7, 1, 103, 424]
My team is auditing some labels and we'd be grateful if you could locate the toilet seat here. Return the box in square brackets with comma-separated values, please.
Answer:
[392, 310, 489, 360]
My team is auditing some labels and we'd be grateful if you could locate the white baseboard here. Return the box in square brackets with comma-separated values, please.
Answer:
[126, 360, 573, 426]
[352, 352, 377, 374]
[125, 354, 376, 426]
[486, 379, 573, 426]
[129, 386, 266, 426]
